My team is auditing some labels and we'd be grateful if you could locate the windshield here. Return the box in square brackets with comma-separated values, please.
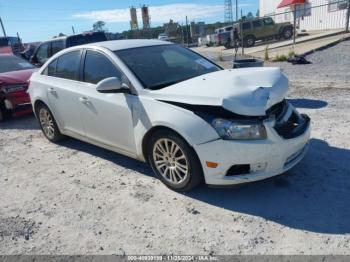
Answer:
[0, 38, 9, 47]
[115, 45, 221, 90]
[66, 33, 107, 47]
[0, 55, 35, 73]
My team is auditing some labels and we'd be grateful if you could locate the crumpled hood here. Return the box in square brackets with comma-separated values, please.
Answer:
[147, 67, 288, 116]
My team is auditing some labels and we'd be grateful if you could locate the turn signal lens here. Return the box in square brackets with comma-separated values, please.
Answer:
[206, 161, 218, 168]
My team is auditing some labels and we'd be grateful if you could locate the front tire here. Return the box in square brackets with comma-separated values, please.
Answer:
[0, 101, 11, 122]
[36, 103, 65, 142]
[147, 130, 203, 191]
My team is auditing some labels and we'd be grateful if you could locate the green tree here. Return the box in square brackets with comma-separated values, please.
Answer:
[93, 21, 107, 32]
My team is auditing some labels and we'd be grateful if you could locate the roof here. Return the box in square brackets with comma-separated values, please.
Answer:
[85, 39, 173, 51]
[277, 0, 305, 8]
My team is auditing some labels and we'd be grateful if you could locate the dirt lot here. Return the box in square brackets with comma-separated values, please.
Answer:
[1, 41, 350, 255]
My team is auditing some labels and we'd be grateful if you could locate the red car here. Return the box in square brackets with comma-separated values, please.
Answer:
[0, 54, 37, 122]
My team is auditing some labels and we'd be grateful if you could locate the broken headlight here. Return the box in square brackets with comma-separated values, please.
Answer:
[211, 118, 267, 140]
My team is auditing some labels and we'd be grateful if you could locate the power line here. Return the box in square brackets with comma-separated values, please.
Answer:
[0, 4, 119, 12]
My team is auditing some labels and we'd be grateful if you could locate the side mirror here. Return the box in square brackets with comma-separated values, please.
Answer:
[96, 77, 129, 94]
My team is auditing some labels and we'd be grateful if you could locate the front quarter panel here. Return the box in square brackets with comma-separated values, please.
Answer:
[133, 95, 220, 161]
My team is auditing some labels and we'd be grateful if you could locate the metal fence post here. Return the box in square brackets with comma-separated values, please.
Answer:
[241, 9, 244, 55]
[293, 6, 297, 46]
[346, 0, 350, 33]
[0, 17, 7, 38]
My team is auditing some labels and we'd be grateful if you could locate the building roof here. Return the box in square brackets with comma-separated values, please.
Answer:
[86, 39, 172, 51]
[277, 0, 305, 8]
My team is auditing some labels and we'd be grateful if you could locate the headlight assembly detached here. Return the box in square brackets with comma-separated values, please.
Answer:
[211, 118, 267, 140]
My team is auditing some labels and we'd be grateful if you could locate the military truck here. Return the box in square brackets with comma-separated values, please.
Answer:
[225, 17, 294, 48]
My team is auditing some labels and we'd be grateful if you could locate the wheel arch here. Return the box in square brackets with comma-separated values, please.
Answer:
[33, 99, 64, 133]
[141, 125, 196, 164]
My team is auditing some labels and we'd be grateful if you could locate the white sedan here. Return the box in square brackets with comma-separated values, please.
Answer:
[29, 40, 310, 191]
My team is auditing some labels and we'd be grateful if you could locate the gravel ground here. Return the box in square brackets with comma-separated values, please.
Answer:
[0, 41, 350, 255]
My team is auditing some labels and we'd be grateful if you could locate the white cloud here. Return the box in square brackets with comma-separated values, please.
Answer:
[73, 3, 251, 23]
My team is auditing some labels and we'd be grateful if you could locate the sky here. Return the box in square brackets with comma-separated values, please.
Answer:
[0, 0, 259, 42]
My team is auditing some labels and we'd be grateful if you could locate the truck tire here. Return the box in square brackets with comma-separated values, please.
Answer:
[0, 100, 12, 122]
[244, 35, 256, 47]
[283, 27, 293, 40]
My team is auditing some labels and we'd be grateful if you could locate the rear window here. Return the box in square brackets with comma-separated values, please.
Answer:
[0, 55, 35, 73]
[242, 22, 252, 30]
[66, 33, 107, 48]
[253, 20, 263, 28]
[55, 51, 81, 81]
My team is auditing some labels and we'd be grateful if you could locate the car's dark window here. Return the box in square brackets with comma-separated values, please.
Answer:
[0, 38, 8, 47]
[66, 33, 107, 48]
[115, 45, 221, 90]
[83, 50, 121, 84]
[253, 20, 263, 28]
[55, 51, 81, 81]
[0, 55, 35, 73]
[42, 59, 57, 76]
[263, 18, 274, 25]
[51, 40, 65, 56]
[36, 43, 50, 65]
[242, 22, 252, 30]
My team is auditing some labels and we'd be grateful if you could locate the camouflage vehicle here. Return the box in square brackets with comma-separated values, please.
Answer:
[225, 17, 294, 48]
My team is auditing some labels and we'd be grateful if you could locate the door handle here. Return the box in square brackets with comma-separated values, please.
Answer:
[48, 88, 57, 94]
[79, 97, 90, 104]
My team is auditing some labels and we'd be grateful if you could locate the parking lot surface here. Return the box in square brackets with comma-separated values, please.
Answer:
[1, 42, 350, 255]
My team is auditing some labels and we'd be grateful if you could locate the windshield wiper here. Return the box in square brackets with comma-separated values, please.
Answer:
[148, 80, 181, 90]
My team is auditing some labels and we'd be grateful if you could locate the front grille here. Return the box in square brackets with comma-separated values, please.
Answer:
[274, 111, 310, 139]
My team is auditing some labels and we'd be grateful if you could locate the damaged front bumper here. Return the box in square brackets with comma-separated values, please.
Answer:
[194, 102, 311, 186]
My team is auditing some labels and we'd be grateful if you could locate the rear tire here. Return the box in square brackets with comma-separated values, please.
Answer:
[244, 35, 256, 47]
[147, 129, 203, 192]
[283, 27, 293, 40]
[35, 103, 65, 142]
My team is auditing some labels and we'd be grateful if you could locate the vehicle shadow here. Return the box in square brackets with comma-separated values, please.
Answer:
[186, 138, 350, 234]
[0, 115, 39, 130]
[58, 138, 154, 178]
[289, 98, 328, 109]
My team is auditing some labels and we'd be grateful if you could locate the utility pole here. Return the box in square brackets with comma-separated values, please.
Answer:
[185, 16, 189, 47]
[0, 17, 7, 37]
[240, 9, 244, 55]
[345, 0, 350, 33]
[236, 0, 238, 22]
[72, 26, 76, 35]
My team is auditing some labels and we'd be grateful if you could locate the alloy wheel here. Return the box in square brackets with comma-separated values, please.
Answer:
[39, 108, 55, 140]
[152, 138, 189, 185]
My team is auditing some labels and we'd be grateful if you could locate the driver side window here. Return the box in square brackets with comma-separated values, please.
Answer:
[83, 50, 123, 85]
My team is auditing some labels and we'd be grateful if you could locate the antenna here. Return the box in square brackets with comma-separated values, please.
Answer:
[224, 0, 233, 23]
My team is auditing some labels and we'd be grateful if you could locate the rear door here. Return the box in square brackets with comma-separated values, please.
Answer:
[77, 49, 135, 154]
[262, 17, 276, 37]
[45, 50, 85, 135]
[252, 20, 263, 39]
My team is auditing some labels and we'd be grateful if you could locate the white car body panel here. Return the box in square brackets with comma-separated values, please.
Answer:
[28, 40, 311, 186]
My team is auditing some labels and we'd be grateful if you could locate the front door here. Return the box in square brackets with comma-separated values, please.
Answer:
[77, 50, 136, 154]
